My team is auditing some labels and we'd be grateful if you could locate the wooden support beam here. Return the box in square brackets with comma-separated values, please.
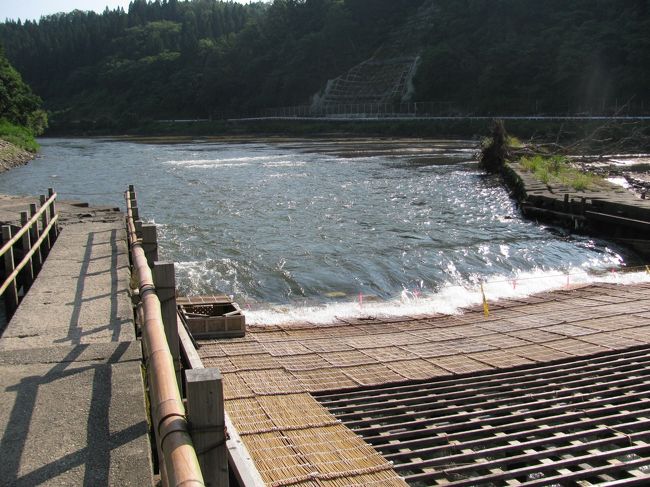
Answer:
[153, 261, 181, 388]
[28, 203, 43, 272]
[142, 224, 159, 268]
[39, 195, 51, 255]
[186, 368, 228, 487]
[135, 219, 143, 239]
[47, 188, 58, 239]
[2, 225, 19, 317]
[19, 211, 34, 290]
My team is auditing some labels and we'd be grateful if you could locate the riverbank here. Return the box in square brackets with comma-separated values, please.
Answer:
[503, 161, 650, 259]
[46, 117, 650, 146]
[0, 140, 34, 173]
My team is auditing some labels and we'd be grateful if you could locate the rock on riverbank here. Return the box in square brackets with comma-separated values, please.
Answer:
[0, 140, 34, 172]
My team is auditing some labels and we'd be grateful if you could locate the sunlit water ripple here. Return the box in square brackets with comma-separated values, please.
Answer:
[1, 137, 646, 325]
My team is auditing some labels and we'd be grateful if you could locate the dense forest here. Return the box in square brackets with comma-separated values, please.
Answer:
[0, 46, 47, 150]
[0, 0, 648, 132]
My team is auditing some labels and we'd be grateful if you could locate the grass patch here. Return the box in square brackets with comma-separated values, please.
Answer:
[0, 119, 39, 152]
[519, 154, 602, 191]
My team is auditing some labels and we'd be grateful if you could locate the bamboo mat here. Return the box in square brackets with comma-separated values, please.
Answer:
[197, 281, 650, 486]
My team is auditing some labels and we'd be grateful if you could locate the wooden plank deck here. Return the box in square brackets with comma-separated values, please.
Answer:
[196, 281, 650, 486]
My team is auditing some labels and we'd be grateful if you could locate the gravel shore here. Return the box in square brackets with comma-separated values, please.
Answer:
[0, 140, 35, 172]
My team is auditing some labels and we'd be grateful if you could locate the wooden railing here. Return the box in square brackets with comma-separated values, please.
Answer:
[0, 189, 58, 319]
[125, 186, 207, 487]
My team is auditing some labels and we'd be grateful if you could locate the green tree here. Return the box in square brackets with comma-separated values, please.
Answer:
[0, 45, 47, 134]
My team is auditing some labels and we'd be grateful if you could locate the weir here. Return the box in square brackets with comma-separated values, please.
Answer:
[1, 187, 650, 486]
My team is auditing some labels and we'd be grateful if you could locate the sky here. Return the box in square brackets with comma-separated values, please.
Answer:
[1, 0, 255, 22]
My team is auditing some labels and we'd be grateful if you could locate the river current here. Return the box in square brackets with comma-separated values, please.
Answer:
[1, 137, 646, 325]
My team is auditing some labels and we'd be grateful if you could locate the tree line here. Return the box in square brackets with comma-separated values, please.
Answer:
[0, 0, 648, 132]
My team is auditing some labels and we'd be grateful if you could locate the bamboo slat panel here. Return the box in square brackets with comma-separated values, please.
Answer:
[507, 328, 565, 343]
[222, 372, 255, 400]
[302, 339, 353, 353]
[468, 350, 535, 368]
[229, 353, 281, 371]
[257, 394, 336, 430]
[342, 364, 405, 386]
[506, 344, 573, 362]
[343, 332, 419, 348]
[360, 346, 418, 363]
[285, 425, 393, 475]
[385, 359, 448, 380]
[541, 323, 599, 337]
[577, 315, 641, 331]
[279, 354, 333, 371]
[198, 282, 650, 487]
[474, 333, 530, 348]
[321, 351, 378, 367]
[546, 338, 611, 355]
[239, 368, 307, 395]
[405, 341, 458, 358]
[429, 355, 492, 374]
[227, 397, 274, 433]
[579, 332, 645, 349]
[242, 432, 313, 485]
[291, 368, 359, 391]
[202, 356, 237, 372]
[444, 338, 495, 353]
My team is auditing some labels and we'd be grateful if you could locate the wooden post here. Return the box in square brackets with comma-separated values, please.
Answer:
[29, 203, 43, 272]
[131, 201, 140, 221]
[186, 368, 228, 487]
[47, 188, 58, 240]
[19, 211, 34, 289]
[39, 195, 51, 254]
[563, 193, 569, 212]
[2, 225, 19, 317]
[142, 224, 159, 268]
[135, 219, 144, 239]
[153, 261, 181, 388]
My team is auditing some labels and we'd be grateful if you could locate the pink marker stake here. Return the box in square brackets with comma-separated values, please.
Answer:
[566, 274, 570, 289]
[512, 279, 517, 290]
[359, 292, 363, 309]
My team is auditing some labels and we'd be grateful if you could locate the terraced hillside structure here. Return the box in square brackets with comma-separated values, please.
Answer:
[314, 56, 419, 109]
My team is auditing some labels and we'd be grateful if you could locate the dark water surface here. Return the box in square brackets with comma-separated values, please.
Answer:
[0, 137, 639, 324]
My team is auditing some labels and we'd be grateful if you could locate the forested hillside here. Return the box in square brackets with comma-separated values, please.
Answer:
[413, 0, 650, 115]
[0, 46, 46, 152]
[0, 0, 648, 132]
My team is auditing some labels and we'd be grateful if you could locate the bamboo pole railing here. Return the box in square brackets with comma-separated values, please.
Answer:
[125, 188, 204, 487]
[0, 190, 58, 317]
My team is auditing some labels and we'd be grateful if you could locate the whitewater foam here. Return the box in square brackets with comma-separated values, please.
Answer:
[244, 268, 650, 326]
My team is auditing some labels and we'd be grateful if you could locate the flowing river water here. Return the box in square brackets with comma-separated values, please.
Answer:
[1, 137, 647, 325]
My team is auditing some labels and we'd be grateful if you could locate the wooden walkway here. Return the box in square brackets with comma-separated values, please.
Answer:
[0, 197, 153, 486]
[196, 281, 650, 486]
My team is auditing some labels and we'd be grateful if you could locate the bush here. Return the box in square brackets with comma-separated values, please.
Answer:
[0, 119, 39, 152]
[519, 154, 601, 191]
[479, 119, 510, 173]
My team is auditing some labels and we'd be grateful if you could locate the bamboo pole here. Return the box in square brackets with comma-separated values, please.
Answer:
[125, 189, 204, 487]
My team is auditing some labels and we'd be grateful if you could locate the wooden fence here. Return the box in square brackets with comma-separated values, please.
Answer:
[0, 189, 58, 319]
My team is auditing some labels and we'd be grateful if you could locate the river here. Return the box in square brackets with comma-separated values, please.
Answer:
[1, 137, 645, 325]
